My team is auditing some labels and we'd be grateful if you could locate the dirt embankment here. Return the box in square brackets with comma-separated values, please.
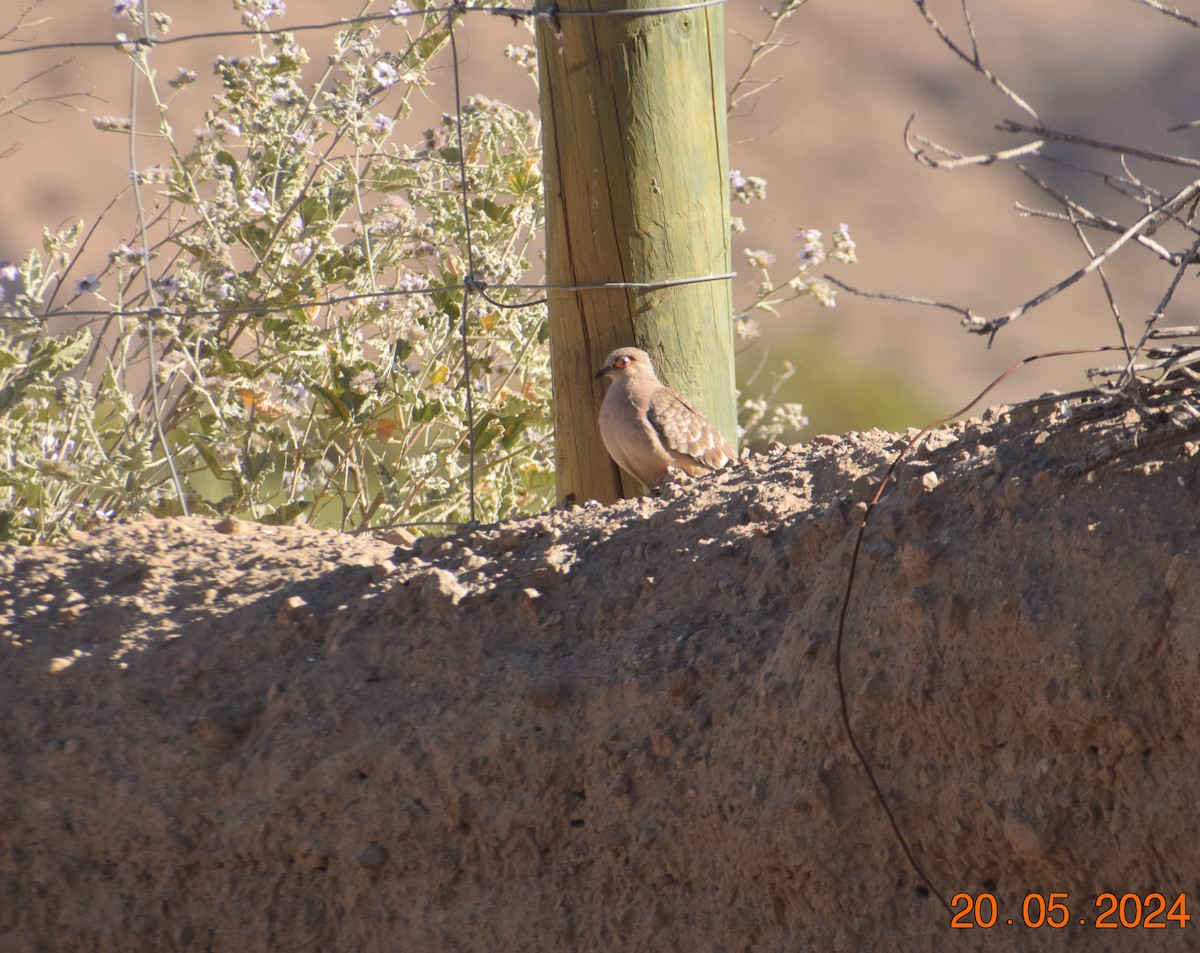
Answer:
[3, 399, 1200, 952]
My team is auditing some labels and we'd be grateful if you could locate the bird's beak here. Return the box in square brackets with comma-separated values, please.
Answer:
[595, 364, 609, 380]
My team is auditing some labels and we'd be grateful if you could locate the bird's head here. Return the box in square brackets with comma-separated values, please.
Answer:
[596, 346, 658, 383]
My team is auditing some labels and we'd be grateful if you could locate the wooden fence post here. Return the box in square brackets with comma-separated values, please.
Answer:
[535, 0, 735, 503]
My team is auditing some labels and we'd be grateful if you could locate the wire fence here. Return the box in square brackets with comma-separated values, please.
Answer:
[0, 0, 762, 532]
[0, 0, 734, 58]
[11, 0, 1193, 545]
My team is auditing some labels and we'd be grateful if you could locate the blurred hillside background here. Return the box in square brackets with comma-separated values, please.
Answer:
[2, 0, 1198, 435]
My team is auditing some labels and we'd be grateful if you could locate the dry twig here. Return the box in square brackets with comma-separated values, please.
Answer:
[842, 0, 1200, 384]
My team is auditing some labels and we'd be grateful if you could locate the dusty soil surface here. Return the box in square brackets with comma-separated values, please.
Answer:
[4, 398, 1200, 952]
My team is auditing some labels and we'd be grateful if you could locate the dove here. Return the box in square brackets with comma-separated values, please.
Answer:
[595, 346, 736, 490]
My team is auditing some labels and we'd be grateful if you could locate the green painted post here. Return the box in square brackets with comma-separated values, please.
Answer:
[535, 0, 736, 503]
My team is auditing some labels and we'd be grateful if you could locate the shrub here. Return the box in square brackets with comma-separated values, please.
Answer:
[0, 0, 851, 543]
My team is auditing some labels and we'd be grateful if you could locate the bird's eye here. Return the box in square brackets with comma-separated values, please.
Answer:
[615, 356, 632, 368]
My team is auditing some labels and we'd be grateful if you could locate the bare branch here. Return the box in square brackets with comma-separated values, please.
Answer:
[0, 1, 52, 45]
[913, 0, 1038, 119]
[1143, 229, 1200, 335]
[965, 178, 1200, 338]
[999, 120, 1200, 170]
[1149, 326, 1200, 338]
[904, 114, 1044, 169]
[1064, 205, 1133, 369]
[726, 1, 812, 115]
[822, 274, 981, 324]
[1126, 0, 1200, 28]
[0, 3, 97, 157]
[0, 60, 98, 121]
[1014, 165, 1194, 265]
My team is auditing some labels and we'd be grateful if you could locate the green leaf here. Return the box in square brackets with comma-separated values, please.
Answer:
[18, 251, 44, 304]
[413, 398, 443, 423]
[236, 222, 275, 258]
[214, 150, 243, 190]
[193, 440, 229, 479]
[240, 450, 274, 483]
[0, 345, 23, 372]
[299, 195, 332, 227]
[416, 26, 451, 60]
[473, 197, 512, 224]
[0, 331, 91, 414]
[41, 221, 82, 258]
[469, 413, 504, 453]
[369, 164, 418, 193]
[518, 464, 556, 493]
[214, 348, 261, 379]
[312, 383, 351, 422]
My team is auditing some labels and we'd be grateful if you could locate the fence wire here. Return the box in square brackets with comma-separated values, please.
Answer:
[1, 0, 735, 525]
[0, 0, 732, 58]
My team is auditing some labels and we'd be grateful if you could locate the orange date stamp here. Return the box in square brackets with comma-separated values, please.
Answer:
[950, 892, 1191, 929]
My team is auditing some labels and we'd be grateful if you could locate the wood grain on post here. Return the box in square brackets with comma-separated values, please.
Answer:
[535, 0, 735, 504]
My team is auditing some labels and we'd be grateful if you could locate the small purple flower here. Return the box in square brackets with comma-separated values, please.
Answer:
[796, 228, 822, 265]
[0, 259, 17, 282]
[372, 61, 399, 88]
[834, 223, 857, 252]
[75, 275, 102, 295]
[113, 0, 136, 16]
[371, 114, 395, 135]
[389, 1, 413, 17]
[396, 273, 428, 292]
[246, 187, 269, 215]
[247, 0, 286, 23]
[113, 242, 148, 265]
[729, 169, 747, 190]
[734, 316, 761, 341]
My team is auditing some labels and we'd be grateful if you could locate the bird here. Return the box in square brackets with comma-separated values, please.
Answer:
[595, 346, 736, 490]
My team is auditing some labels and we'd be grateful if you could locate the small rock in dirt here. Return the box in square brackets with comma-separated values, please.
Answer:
[47, 656, 75, 675]
[276, 594, 311, 624]
[354, 843, 388, 869]
[378, 528, 417, 547]
[415, 536, 448, 557]
[418, 568, 468, 606]
[214, 517, 248, 536]
[371, 560, 396, 581]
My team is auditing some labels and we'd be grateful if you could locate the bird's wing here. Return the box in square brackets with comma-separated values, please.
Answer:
[646, 388, 735, 470]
